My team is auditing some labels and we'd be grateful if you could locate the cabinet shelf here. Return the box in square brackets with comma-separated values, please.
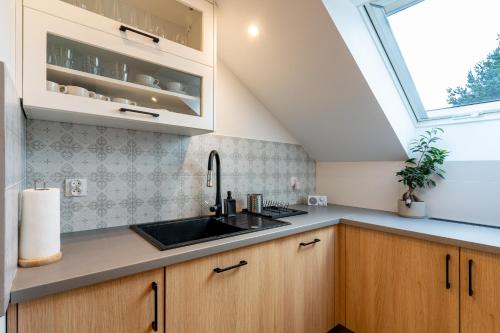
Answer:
[47, 64, 200, 116]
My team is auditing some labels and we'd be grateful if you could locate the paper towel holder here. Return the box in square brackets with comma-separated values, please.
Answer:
[18, 183, 62, 268]
[34, 179, 49, 191]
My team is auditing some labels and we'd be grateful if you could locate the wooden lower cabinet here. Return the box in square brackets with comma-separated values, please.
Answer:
[165, 239, 283, 332]
[345, 226, 459, 333]
[281, 227, 335, 333]
[16, 268, 164, 333]
[460, 248, 500, 333]
[165, 226, 337, 333]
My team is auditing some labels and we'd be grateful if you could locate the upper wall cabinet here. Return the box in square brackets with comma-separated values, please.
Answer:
[24, 0, 214, 66]
[22, 1, 215, 135]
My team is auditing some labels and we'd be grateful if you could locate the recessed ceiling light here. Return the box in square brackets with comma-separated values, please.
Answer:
[151, 97, 157, 102]
[247, 24, 260, 38]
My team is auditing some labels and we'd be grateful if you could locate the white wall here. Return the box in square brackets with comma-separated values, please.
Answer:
[317, 161, 404, 212]
[418, 120, 500, 161]
[0, 0, 21, 92]
[0, 0, 21, 330]
[317, 161, 500, 227]
[0, 0, 16, 76]
[215, 60, 297, 144]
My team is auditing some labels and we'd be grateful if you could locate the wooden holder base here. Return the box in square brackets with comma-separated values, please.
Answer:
[18, 252, 62, 268]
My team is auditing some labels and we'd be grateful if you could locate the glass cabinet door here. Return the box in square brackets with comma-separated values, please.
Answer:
[46, 34, 202, 116]
[60, 0, 203, 52]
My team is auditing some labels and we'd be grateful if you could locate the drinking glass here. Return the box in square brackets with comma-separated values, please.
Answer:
[75, 0, 90, 10]
[47, 44, 58, 65]
[110, 62, 129, 81]
[84, 55, 102, 75]
[142, 12, 154, 34]
[175, 33, 186, 45]
[152, 16, 167, 39]
[107, 0, 123, 22]
[92, 0, 105, 15]
[56, 46, 75, 69]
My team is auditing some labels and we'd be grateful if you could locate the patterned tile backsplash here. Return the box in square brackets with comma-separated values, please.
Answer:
[27, 120, 316, 233]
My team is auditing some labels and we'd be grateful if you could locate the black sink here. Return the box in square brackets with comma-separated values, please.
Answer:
[131, 214, 290, 250]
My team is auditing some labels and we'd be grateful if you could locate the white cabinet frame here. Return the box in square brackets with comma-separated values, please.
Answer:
[23, 8, 214, 135]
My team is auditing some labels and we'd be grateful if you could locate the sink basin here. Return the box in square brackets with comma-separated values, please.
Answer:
[131, 214, 290, 250]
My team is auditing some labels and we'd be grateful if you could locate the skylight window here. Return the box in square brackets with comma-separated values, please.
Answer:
[365, 0, 500, 122]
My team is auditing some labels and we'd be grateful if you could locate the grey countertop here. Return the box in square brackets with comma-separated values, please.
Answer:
[11, 204, 500, 303]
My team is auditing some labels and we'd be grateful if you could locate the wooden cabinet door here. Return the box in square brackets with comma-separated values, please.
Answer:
[17, 269, 164, 333]
[345, 226, 459, 333]
[461, 248, 500, 333]
[165, 240, 283, 333]
[281, 227, 336, 333]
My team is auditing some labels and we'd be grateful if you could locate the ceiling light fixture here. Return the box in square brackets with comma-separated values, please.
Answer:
[247, 24, 260, 38]
[151, 97, 157, 102]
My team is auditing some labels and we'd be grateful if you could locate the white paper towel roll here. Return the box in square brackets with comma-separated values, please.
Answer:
[20, 188, 61, 261]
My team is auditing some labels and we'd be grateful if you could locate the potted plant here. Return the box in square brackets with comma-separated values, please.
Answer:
[396, 128, 449, 218]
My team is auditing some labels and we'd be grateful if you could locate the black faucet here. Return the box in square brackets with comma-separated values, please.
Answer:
[207, 150, 222, 218]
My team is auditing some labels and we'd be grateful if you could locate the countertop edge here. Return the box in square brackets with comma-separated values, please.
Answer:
[340, 218, 500, 255]
[10, 217, 340, 303]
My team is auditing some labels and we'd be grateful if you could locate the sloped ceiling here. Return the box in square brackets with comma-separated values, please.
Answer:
[217, 0, 408, 161]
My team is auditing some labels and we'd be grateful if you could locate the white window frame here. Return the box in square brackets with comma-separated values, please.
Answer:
[363, 0, 500, 124]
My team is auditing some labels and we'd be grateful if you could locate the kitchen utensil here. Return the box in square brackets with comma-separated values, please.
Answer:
[112, 97, 138, 105]
[89, 92, 111, 101]
[166, 82, 184, 92]
[63, 86, 90, 97]
[46, 81, 68, 94]
[135, 74, 160, 87]
[247, 194, 263, 214]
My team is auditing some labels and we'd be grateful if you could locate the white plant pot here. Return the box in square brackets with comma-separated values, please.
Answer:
[398, 200, 426, 218]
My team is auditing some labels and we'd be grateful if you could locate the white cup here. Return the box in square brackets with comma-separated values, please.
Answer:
[112, 97, 137, 105]
[135, 74, 160, 87]
[166, 81, 184, 92]
[64, 86, 90, 97]
[46, 81, 67, 94]
[89, 92, 111, 101]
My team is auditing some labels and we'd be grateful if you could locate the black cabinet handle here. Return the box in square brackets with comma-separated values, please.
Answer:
[300, 238, 321, 247]
[468, 259, 474, 296]
[120, 108, 159, 118]
[445, 254, 451, 289]
[119, 25, 160, 43]
[213, 260, 248, 273]
[151, 282, 158, 331]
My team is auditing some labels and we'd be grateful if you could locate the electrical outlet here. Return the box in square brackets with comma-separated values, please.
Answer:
[65, 179, 87, 197]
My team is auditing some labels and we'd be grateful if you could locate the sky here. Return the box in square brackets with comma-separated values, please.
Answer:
[388, 0, 500, 111]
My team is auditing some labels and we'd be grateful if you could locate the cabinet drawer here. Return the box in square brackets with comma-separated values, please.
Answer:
[24, 0, 214, 67]
[165, 241, 282, 332]
[16, 269, 165, 333]
[23, 7, 214, 134]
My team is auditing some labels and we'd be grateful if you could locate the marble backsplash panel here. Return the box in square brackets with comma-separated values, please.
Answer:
[27, 120, 316, 232]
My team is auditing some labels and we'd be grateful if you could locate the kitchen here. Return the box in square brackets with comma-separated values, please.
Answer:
[1, 0, 500, 332]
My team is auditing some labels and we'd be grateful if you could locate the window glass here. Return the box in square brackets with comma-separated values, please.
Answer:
[367, 0, 500, 120]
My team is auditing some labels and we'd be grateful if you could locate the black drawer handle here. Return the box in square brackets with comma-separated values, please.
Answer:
[119, 25, 160, 43]
[300, 238, 321, 247]
[468, 259, 473, 296]
[152, 282, 158, 331]
[120, 108, 159, 118]
[445, 254, 451, 289]
[214, 260, 248, 273]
